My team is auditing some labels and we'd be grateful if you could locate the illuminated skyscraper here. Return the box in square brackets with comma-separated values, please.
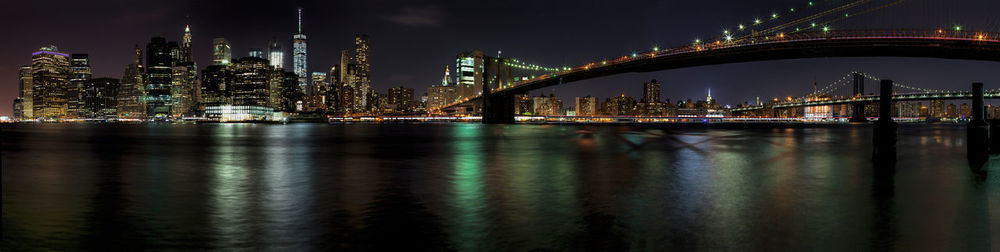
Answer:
[31, 46, 70, 119]
[293, 7, 308, 91]
[268, 40, 283, 69]
[171, 62, 197, 117]
[181, 24, 193, 63]
[441, 65, 453, 86]
[145, 37, 178, 118]
[81, 78, 119, 119]
[16, 66, 32, 119]
[68, 54, 92, 118]
[200, 65, 231, 110]
[118, 46, 145, 118]
[231, 57, 273, 107]
[212, 38, 232, 65]
[455, 50, 484, 100]
[354, 34, 370, 110]
[642, 79, 660, 103]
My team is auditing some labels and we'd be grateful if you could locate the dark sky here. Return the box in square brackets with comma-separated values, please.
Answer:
[2, 0, 999, 115]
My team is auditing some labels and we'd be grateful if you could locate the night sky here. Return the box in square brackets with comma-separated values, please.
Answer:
[2, 0, 999, 115]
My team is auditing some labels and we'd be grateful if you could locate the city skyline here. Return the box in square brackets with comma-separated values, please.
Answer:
[2, 0, 1000, 116]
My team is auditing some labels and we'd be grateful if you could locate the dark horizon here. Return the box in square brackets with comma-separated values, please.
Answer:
[2, 0, 999, 115]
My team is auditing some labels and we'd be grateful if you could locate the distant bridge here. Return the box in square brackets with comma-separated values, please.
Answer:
[437, 30, 1000, 123]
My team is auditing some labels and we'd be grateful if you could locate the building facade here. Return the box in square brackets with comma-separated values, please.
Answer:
[212, 38, 232, 65]
[118, 46, 145, 118]
[81, 78, 119, 119]
[31, 46, 71, 119]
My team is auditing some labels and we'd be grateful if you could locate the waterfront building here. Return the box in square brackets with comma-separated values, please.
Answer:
[532, 94, 563, 116]
[18, 66, 32, 119]
[280, 71, 301, 112]
[200, 65, 231, 112]
[81, 78, 119, 119]
[12, 98, 24, 120]
[327, 65, 340, 111]
[388, 85, 414, 112]
[31, 46, 71, 119]
[515, 94, 532, 115]
[230, 57, 273, 107]
[171, 62, 197, 117]
[602, 94, 636, 116]
[67, 54, 91, 118]
[946, 103, 957, 118]
[212, 38, 232, 65]
[575, 96, 598, 116]
[145, 37, 178, 118]
[958, 103, 971, 119]
[293, 7, 308, 92]
[307, 72, 328, 112]
[930, 100, 945, 117]
[118, 45, 145, 118]
[426, 85, 456, 112]
[355, 34, 371, 111]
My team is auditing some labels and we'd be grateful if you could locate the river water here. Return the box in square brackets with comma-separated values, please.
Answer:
[2, 123, 997, 250]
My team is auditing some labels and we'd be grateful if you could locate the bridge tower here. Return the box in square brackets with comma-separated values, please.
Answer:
[873, 80, 897, 161]
[481, 56, 517, 124]
[850, 72, 868, 122]
[968, 82, 990, 160]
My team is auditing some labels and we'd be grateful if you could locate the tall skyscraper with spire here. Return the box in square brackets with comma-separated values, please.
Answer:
[181, 23, 193, 63]
[706, 88, 713, 104]
[292, 7, 308, 92]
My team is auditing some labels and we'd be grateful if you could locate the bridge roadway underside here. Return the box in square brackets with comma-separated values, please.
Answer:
[482, 38, 1000, 123]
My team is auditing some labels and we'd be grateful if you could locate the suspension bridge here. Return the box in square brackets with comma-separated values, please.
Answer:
[731, 71, 1000, 114]
[433, 0, 1000, 123]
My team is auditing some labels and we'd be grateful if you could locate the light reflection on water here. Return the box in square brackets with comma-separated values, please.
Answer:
[1, 123, 997, 250]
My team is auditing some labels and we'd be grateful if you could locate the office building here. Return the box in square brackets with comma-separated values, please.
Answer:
[171, 62, 197, 117]
[642, 79, 660, 103]
[212, 38, 232, 65]
[576, 96, 598, 116]
[145, 37, 178, 118]
[31, 46, 71, 119]
[354, 34, 371, 110]
[388, 85, 414, 112]
[67, 54, 91, 118]
[18, 66, 33, 119]
[427, 85, 456, 111]
[455, 50, 484, 100]
[81, 78, 119, 119]
[118, 46, 145, 118]
[200, 64, 231, 111]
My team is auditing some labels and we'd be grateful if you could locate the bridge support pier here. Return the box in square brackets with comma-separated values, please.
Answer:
[968, 82, 990, 160]
[850, 72, 869, 123]
[873, 80, 897, 162]
[482, 92, 516, 124]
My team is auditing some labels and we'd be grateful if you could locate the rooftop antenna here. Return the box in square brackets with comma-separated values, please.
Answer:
[297, 7, 303, 33]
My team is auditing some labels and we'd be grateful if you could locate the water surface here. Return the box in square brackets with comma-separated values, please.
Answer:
[2, 123, 997, 250]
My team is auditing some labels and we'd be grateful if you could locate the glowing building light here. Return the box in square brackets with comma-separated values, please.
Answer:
[954, 25, 962, 31]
